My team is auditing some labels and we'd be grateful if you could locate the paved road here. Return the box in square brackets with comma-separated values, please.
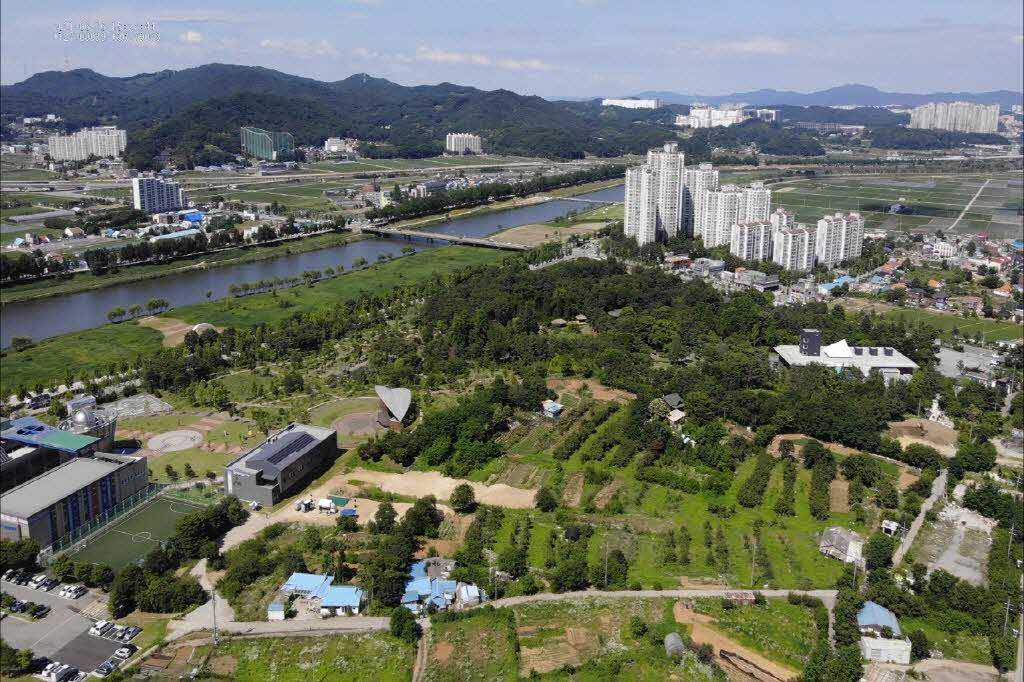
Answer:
[167, 614, 390, 641]
[892, 470, 947, 567]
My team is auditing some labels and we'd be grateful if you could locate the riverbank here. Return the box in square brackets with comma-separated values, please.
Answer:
[0, 246, 508, 394]
[387, 178, 624, 231]
[0, 232, 368, 305]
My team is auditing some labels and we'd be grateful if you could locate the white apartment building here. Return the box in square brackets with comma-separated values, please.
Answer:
[699, 182, 771, 248]
[815, 212, 865, 268]
[909, 102, 1000, 134]
[676, 106, 748, 129]
[683, 163, 719, 238]
[933, 241, 956, 258]
[623, 142, 686, 245]
[133, 177, 185, 214]
[48, 126, 127, 161]
[772, 223, 815, 272]
[769, 208, 795, 230]
[730, 220, 773, 262]
[445, 133, 482, 154]
[601, 98, 661, 109]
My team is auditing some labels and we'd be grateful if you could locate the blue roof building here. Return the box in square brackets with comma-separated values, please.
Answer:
[320, 586, 364, 615]
[858, 601, 901, 636]
[281, 572, 332, 598]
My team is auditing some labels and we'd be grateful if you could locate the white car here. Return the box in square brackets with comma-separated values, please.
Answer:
[89, 620, 113, 636]
[29, 573, 48, 589]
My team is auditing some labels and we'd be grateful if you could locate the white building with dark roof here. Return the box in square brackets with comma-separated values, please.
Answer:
[775, 329, 918, 383]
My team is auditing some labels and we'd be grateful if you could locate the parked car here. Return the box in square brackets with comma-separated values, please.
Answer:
[94, 660, 117, 678]
[113, 644, 137, 660]
[89, 620, 113, 636]
[29, 573, 49, 589]
[109, 624, 126, 640]
[10, 600, 27, 613]
[39, 578, 58, 591]
[123, 625, 142, 640]
[31, 604, 51, 618]
[1, 569, 16, 581]
[13, 572, 32, 586]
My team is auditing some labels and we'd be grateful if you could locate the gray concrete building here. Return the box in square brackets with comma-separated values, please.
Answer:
[224, 423, 337, 507]
[774, 329, 918, 383]
[0, 453, 148, 547]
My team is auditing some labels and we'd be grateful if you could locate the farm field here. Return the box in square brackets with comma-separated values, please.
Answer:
[424, 609, 519, 682]
[483, 408, 877, 590]
[193, 633, 415, 681]
[691, 597, 817, 671]
[770, 172, 1024, 238]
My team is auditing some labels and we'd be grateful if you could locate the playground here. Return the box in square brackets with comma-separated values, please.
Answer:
[67, 496, 207, 570]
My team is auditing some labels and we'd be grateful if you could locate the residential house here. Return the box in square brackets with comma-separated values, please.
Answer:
[818, 527, 865, 567]
[319, 586, 365, 616]
[858, 601, 911, 664]
[542, 400, 564, 419]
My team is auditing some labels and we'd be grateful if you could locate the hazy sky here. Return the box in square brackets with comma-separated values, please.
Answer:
[2, 0, 1022, 97]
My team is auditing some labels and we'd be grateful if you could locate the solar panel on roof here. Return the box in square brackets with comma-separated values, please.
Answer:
[265, 432, 315, 465]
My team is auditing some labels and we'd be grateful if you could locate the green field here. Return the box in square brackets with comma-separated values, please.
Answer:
[692, 598, 817, 671]
[193, 632, 415, 681]
[425, 609, 519, 682]
[68, 496, 206, 570]
[772, 172, 1024, 238]
[885, 308, 1023, 343]
[0, 225, 64, 246]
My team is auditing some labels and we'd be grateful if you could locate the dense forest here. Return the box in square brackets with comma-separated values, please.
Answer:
[868, 127, 1007, 149]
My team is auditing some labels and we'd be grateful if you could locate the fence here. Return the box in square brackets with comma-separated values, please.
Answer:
[39, 483, 168, 562]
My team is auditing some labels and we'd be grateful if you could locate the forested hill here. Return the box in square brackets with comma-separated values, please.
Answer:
[1, 64, 681, 165]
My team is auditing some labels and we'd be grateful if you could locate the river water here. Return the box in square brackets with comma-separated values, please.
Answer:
[1, 184, 623, 346]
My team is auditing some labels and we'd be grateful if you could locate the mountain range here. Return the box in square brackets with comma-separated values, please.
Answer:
[0, 64, 682, 166]
[627, 84, 1023, 108]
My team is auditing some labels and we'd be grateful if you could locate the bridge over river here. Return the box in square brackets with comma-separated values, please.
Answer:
[357, 225, 530, 251]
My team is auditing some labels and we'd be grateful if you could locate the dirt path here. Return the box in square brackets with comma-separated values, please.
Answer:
[347, 468, 536, 508]
[546, 378, 636, 403]
[562, 472, 584, 507]
[138, 316, 223, 347]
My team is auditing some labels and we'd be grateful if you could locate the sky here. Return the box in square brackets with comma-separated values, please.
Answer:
[1, 0, 1022, 97]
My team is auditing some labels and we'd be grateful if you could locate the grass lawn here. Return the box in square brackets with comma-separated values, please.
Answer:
[118, 415, 263, 481]
[310, 396, 379, 427]
[425, 609, 519, 682]
[0, 322, 164, 396]
[692, 597, 817, 671]
[173, 246, 508, 328]
[0, 226, 65, 246]
[1, 247, 508, 394]
[194, 633, 415, 681]
[1, 204, 52, 220]
[885, 308, 1023, 343]
[900, 616, 992, 665]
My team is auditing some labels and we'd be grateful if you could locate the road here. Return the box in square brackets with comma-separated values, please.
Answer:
[948, 178, 991, 232]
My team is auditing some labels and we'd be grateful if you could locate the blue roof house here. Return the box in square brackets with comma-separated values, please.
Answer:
[857, 601, 901, 636]
[320, 586, 365, 616]
[281, 572, 332, 598]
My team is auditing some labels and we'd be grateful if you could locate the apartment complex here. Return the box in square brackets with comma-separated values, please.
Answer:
[682, 163, 720, 238]
[701, 182, 772, 248]
[324, 137, 360, 154]
[676, 106, 747, 128]
[815, 212, 865, 267]
[445, 133, 482, 154]
[772, 224, 816, 271]
[624, 142, 686, 245]
[909, 102, 1000, 134]
[132, 177, 185, 214]
[601, 98, 661, 109]
[47, 126, 126, 161]
[240, 126, 295, 161]
[730, 221, 773, 261]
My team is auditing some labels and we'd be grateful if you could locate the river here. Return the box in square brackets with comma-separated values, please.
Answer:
[1, 184, 623, 346]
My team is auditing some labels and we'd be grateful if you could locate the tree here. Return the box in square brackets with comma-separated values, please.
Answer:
[374, 502, 398, 534]
[389, 606, 421, 643]
[0, 639, 34, 676]
[908, 630, 929, 661]
[535, 486, 558, 512]
[449, 483, 477, 513]
[864, 533, 897, 570]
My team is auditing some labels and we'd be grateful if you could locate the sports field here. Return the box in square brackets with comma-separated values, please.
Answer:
[68, 496, 206, 570]
[772, 172, 1024, 238]
[886, 307, 1023, 343]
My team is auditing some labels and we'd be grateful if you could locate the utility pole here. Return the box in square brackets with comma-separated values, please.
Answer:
[212, 587, 219, 646]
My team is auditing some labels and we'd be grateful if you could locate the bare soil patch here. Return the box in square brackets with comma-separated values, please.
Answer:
[207, 655, 238, 676]
[333, 411, 383, 439]
[493, 222, 608, 247]
[347, 468, 536, 508]
[433, 641, 454, 664]
[546, 377, 636, 403]
[830, 478, 851, 513]
[887, 418, 958, 457]
[594, 479, 623, 509]
[562, 472, 584, 507]
[138, 316, 222, 347]
[898, 469, 920, 490]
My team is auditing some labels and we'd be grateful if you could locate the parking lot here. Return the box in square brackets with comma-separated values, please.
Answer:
[0, 579, 121, 672]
